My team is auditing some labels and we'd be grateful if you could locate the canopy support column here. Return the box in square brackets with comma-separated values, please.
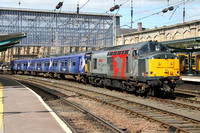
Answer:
[188, 52, 193, 75]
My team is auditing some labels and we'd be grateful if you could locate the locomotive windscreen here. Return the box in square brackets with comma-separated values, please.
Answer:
[138, 42, 169, 57]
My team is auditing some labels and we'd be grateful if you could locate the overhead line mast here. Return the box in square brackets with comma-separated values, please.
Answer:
[183, 0, 185, 29]
[131, 0, 133, 29]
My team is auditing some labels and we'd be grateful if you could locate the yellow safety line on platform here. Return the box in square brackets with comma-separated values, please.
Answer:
[0, 82, 3, 132]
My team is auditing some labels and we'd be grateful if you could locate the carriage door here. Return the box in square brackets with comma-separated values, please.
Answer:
[198, 56, 200, 71]
[58, 59, 61, 72]
[42, 61, 44, 71]
[132, 49, 138, 77]
[79, 57, 82, 73]
[21, 62, 24, 70]
[68, 58, 71, 73]
[179, 56, 184, 72]
[35, 61, 37, 71]
[15, 63, 17, 70]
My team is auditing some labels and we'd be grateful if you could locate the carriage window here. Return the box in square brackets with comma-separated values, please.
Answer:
[73, 59, 76, 66]
[192, 57, 195, 65]
[65, 60, 67, 66]
[38, 62, 41, 66]
[125, 50, 129, 54]
[93, 58, 97, 69]
[61, 60, 65, 66]
[121, 51, 124, 55]
[113, 52, 117, 55]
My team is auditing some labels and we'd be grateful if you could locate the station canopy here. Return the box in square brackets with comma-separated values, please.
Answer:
[0, 33, 27, 52]
[161, 37, 200, 52]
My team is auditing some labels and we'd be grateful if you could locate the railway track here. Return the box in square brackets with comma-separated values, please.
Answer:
[21, 80, 123, 133]
[8, 75, 200, 133]
[175, 88, 200, 98]
[148, 96, 200, 111]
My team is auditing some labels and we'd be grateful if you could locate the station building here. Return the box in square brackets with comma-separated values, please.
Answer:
[0, 7, 120, 62]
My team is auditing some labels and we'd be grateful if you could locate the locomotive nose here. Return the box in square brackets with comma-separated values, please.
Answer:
[148, 53, 180, 78]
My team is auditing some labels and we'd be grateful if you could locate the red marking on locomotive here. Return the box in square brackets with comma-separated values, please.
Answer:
[99, 59, 103, 62]
[111, 50, 128, 79]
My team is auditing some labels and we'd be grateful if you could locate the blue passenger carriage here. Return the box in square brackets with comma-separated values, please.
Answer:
[11, 52, 92, 81]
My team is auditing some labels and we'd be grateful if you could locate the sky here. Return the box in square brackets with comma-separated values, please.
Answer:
[0, 0, 199, 29]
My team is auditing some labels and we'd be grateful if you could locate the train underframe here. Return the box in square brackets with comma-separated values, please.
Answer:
[88, 76, 177, 97]
[9, 70, 178, 97]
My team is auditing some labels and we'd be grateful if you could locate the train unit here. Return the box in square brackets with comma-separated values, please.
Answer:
[11, 41, 181, 96]
[11, 52, 92, 81]
[177, 52, 200, 74]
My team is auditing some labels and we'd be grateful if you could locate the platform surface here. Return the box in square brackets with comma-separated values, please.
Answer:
[181, 75, 200, 82]
[0, 76, 71, 133]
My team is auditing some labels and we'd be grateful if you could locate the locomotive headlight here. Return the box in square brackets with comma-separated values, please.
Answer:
[165, 69, 168, 72]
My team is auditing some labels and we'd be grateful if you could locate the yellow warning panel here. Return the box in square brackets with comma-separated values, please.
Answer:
[0, 82, 3, 132]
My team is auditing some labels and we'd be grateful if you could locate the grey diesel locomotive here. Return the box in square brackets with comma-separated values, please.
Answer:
[87, 41, 181, 96]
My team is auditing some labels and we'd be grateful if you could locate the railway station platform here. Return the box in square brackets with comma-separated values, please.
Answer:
[181, 75, 200, 82]
[0, 76, 71, 133]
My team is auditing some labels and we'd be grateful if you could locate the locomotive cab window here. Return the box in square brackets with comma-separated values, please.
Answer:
[139, 45, 148, 56]
[150, 43, 159, 52]
[133, 50, 138, 59]
[160, 44, 168, 52]
[139, 43, 169, 57]
[149, 43, 169, 53]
